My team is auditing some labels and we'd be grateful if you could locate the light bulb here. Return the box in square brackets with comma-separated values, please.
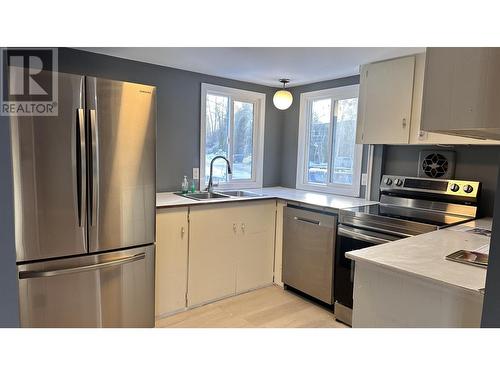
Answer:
[273, 89, 293, 110]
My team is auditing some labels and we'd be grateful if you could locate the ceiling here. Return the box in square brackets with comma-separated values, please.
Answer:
[79, 47, 425, 87]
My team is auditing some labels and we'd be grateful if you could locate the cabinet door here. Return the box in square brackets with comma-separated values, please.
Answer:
[273, 200, 287, 287]
[421, 47, 500, 141]
[407, 53, 500, 145]
[422, 48, 486, 135]
[235, 201, 276, 293]
[155, 207, 189, 317]
[187, 205, 239, 307]
[357, 56, 415, 144]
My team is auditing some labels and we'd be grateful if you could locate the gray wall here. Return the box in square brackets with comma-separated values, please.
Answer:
[279, 76, 369, 197]
[482, 160, 500, 327]
[373, 145, 500, 216]
[58, 48, 283, 191]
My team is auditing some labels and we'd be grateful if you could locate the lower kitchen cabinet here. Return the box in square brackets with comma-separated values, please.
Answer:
[352, 261, 483, 327]
[188, 204, 239, 307]
[273, 200, 287, 287]
[188, 200, 276, 307]
[235, 201, 276, 293]
[155, 207, 189, 318]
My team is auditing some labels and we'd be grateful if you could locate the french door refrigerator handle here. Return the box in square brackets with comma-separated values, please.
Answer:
[89, 108, 99, 227]
[76, 108, 86, 227]
[18, 253, 146, 279]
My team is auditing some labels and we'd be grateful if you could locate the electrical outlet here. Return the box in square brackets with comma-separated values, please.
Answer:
[193, 167, 199, 180]
[361, 173, 368, 186]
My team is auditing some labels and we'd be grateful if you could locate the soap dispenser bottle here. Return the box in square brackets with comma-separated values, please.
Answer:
[181, 175, 189, 194]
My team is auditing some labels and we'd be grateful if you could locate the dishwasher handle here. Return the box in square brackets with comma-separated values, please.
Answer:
[294, 216, 321, 226]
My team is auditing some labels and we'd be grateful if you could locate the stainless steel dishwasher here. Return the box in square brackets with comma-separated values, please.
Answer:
[282, 206, 337, 304]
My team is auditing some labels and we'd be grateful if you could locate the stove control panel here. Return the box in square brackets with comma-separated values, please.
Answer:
[380, 175, 480, 199]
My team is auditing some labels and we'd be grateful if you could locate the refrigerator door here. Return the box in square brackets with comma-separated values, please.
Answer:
[10, 72, 87, 262]
[86, 77, 156, 253]
[18, 245, 155, 327]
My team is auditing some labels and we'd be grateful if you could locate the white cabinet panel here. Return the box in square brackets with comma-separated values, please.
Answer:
[235, 201, 276, 293]
[187, 201, 276, 307]
[188, 204, 239, 307]
[272, 200, 286, 287]
[352, 261, 483, 328]
[155, 207, 189, 318]
[408, 53, 500, 144]
[357, 56, 415, 144]
[421, 47, 500, 142]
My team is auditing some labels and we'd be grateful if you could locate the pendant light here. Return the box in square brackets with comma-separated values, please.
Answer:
[273, 78, 293, 110]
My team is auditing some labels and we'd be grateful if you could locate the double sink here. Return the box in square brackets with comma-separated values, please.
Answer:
[177, 190, 265, 201]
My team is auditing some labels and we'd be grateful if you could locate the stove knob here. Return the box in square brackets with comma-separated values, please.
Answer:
[394, 178, 403, 186]
[450, 183, 460, 192]
[384, 177, 393, 185]
[463, 184, 474, 194]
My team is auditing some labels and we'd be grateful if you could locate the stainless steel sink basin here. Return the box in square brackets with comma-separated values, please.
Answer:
[179, 192, 230, 201]
[216, 190, 264, 197]
[176, 190, 265, 201]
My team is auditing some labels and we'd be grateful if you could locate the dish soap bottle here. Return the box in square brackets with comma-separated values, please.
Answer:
[181, 176, 189, 194]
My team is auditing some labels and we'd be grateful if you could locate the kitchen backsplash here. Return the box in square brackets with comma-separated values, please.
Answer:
[372, 145, 500, 217]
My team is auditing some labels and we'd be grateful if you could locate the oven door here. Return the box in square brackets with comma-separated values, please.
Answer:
[334, 224, 401, 324]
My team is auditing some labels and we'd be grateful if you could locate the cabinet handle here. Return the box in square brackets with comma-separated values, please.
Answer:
[241, 223, 245, 233]
[233, 223, 237, 233]
[402, 118, 407, 128]
[181, 226, 185, 238]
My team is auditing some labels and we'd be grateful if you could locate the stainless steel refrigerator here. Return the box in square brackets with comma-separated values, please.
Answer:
[9, 72, 156, 327]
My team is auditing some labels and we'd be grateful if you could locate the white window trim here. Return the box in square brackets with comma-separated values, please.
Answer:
[296, 85, 363, 197]
[200, 83, 266, 190]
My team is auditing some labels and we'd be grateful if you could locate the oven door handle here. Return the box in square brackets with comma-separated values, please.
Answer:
[337, 226, 392, 245]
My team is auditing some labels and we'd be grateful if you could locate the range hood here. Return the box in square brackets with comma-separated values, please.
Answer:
[421, 47, 500, 141]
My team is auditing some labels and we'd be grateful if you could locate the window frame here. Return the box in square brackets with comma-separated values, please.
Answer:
[296, 85, 363, 197]
[200, 83, 266, 190]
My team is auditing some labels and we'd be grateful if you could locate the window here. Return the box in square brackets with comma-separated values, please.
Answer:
[296, 85, 362, 196]
[200, 83, 266, 189]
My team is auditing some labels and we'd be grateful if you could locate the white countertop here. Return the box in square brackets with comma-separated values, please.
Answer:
[156, 186, 376, 211]
[346, 218, 492, 294]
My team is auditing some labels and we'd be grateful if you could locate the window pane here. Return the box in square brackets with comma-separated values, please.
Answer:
[307, 98, 331, 184]
[205, 94, 229, 185]
[331, 98, 358, 185]
[232, 101, 254, 180]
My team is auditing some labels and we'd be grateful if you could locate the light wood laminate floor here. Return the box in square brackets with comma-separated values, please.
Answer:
[156, 285, 348, 328]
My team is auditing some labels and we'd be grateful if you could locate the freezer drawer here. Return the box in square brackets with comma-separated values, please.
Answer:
[18, 245, 155, 328]
[282, 206, 337, 304]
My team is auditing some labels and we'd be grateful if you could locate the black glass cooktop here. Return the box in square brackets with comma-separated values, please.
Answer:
[342, 204, 468, 227]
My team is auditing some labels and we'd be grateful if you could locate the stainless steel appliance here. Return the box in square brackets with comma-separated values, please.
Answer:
[9, 71, 156, 327]
[334, 175, 481, 326]
[283, 206, 337, 304]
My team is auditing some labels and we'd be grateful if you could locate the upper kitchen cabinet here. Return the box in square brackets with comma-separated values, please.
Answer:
[356, 56, 415, 144]
[357, 51, 500, 145]
[421, 47, 500, 141]
[407, 54, 498, 144]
